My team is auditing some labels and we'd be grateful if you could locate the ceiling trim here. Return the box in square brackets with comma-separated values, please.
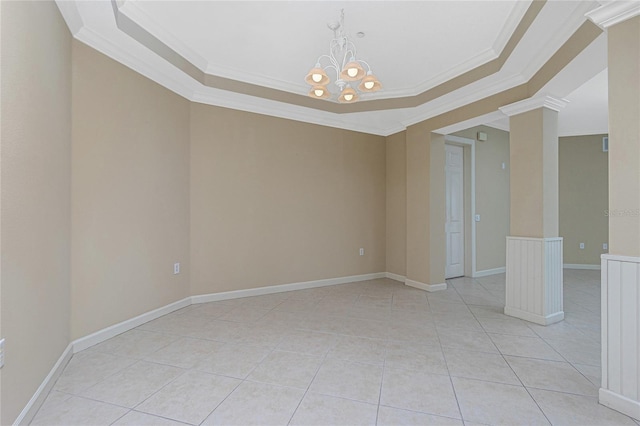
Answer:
[117, 1, 209, 72]
[113, 0, 534, 105]
[499, 94, 569, 116]
[55, 1, 605, 137]
[109, 0, 546, 114]
[586, 0, 640, 29]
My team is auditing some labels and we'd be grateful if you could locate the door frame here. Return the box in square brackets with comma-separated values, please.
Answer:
[445, 135, 477, 277]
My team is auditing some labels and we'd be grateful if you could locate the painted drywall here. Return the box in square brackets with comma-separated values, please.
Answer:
[405, 123, 446, 286]
[71, 41, 190, 339]
[190, 103, 386, 295]
[386, 131, 406, 277]
[559, 134, 609, 265]
[509, 108, 560, 238]
[607, 16, 640, 257]
[429, 134, 446, 285]
[453, 126, 510, 272]
[0, 2, 71, 423]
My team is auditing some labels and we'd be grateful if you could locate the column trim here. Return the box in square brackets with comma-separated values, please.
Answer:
[499, 94, 568, 116]
[505, 236, 564, 325]
[586, 1, 640, 30]
[405, 279, 447, 292]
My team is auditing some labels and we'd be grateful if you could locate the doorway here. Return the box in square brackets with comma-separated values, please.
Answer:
[445, 144, 465, 278]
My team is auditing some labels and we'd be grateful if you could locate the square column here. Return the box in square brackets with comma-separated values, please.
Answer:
[499, 95, 567, 325]
[587, 4, 640, 420]
[405, 125, 447, 292]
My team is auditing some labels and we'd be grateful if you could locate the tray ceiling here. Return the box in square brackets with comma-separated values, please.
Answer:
[56, 0, 609, 136]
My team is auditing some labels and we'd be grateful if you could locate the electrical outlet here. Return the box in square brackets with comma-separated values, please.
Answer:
[173, 263, 180, 275]
[0, 338, 5, 368]
[359, 248, 364, 256]
[475, 214, 481, 222]
[579, 243, 585, 250]
[603, 243, 608, 250]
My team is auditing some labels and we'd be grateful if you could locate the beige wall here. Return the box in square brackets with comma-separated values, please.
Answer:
[559, 134, 609, 265]
[71, 42, 191, 339]
[190, 103, 386, 295]
[405, 123, 431, 284]
[509, 108, 559, 238]
[453, 126, 510, 272]
[0, 2, 71, 423]
[385, 131, 406, 277]
[608, 16, 640, 257]
[429, 134, 446, 284]
[405, 124, 446, 286]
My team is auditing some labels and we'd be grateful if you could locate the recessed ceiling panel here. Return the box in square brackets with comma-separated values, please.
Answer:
[127, 1, 526, 96]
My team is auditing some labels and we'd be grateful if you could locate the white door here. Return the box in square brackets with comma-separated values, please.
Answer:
[445, 144, 465, 278]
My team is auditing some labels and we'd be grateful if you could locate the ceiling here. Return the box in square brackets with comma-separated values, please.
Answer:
[55, 0, 610, 137]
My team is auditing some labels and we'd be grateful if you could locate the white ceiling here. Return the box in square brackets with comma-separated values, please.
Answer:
[56, 0, 610, 136]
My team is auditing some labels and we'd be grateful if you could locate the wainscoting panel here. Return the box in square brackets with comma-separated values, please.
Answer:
[600, 254, 640, 420]
[505, 236, 564, 325]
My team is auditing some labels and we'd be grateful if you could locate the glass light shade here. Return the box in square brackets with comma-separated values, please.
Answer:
[308, 85, 330, 99]
[304, 67, 329, 86]
[338, 86, 358, 103]
[357, 73, 381, 92]
[340, 61, 365, 81]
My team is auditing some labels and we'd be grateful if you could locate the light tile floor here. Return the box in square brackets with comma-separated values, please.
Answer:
[32, 271, 639, 425]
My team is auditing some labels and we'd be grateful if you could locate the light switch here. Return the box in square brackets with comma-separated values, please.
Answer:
[474, 214, 481, 222]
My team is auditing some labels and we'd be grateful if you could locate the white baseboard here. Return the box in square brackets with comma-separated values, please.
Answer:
[73, 297, 192, 353]
[385, 272, 406, 283]
[13, 343, 74, 426]
[473, 267, 506, 277]
[600, 388, 640, 420]
[17, 270, 388, 424]
[563, 263, 601, 270]
[191, 272, 386, 304]
[504, 306, 564, 326]
[405, 279, 447, 292]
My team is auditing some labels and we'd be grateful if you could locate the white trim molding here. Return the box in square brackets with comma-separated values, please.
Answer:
[474, 267, 506, 277]
[499, 94, 569, 116]
[563, 263, 601, 270]
[191, 272, 386, 304]
[600, 254, 640, 420]
[13, 343, 74, 425]
[385, 272, 406, 283]
[73, 297, 192, 353]
[405, 279, 447, 292]
[505, 236, 564, 325]
[16, 270, 409, 423]
[586, 1, 640, 30]
[445, 135, 477, 278]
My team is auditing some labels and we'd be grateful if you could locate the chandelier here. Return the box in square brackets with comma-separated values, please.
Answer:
[305, 10, 381, 103]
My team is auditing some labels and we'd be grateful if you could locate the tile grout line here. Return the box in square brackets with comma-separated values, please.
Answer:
[284, 324, 334, 426]
[457, 276, 553, 425]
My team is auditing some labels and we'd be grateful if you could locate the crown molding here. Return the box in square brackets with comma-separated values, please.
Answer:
[378, 48, 498, 100]
[397, 0, 530, 99]
[493, 1, 533, 55]
[55, 0, 83, 35]
[586, 1, 640, 29]
[76, 26, 196, 101]
[115, 0, 210, 72]
[434, 111, 507, 135]
[191, 92, 392, 136]
[519, 1, 600, 82]
[499, 94, 568, 117]
[401, 74, 527, 129]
